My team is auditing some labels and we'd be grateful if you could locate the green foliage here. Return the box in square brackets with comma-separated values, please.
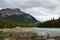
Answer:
[0, 18, 17, 28]
[4, 14, 37, 24]
[0, 18, 37, 28]
[0, 12, 38, 28]
[37, 17, 60, 28]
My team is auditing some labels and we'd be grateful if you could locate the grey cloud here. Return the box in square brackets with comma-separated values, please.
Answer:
[0, 0, 60, 21]
[0, 0, 58, 10]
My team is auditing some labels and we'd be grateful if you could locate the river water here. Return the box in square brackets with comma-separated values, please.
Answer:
[32, 28, 60, 35]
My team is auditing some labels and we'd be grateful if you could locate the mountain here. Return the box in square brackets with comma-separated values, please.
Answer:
[0, 8, 38, 24]
[0, 8, 26, 17]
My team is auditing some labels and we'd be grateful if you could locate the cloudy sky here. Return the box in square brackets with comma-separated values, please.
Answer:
[0, 0, 60, 21]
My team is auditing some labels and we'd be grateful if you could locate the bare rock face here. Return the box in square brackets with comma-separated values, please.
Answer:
[0, 8, 25, 16]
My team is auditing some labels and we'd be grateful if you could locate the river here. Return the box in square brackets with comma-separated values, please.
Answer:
[32, 28, 60, 35]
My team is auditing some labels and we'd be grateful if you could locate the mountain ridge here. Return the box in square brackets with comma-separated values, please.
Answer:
[0, 8, 38, 24]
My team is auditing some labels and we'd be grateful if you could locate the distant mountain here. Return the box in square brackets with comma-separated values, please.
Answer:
[0, 8, 26, 17]
[0, 8, 38, 24]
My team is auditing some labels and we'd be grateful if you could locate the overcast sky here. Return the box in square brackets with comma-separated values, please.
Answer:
[0, 0, 60, 21]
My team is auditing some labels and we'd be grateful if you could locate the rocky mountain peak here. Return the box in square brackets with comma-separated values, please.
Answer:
[0, 8, 38, 24]
[0, 8, 25, 16]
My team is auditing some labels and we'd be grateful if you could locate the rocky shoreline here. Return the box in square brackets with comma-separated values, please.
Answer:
[0, 27, 60, 40]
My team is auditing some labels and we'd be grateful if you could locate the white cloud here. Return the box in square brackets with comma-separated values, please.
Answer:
[24, 7, 59, 21]
[0, 7, 2, 10]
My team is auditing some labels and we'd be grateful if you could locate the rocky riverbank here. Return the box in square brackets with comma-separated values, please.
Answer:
[0, 27, 60, 40]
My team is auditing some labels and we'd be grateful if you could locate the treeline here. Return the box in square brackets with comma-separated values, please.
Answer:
[37, 17, 60, 28]
[0, 18, 36, 28]
[0, 17, 60, 28]
[0, 18, 17, 28]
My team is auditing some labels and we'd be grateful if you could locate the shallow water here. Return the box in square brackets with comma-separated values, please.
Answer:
[32, 28, 60, 33]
